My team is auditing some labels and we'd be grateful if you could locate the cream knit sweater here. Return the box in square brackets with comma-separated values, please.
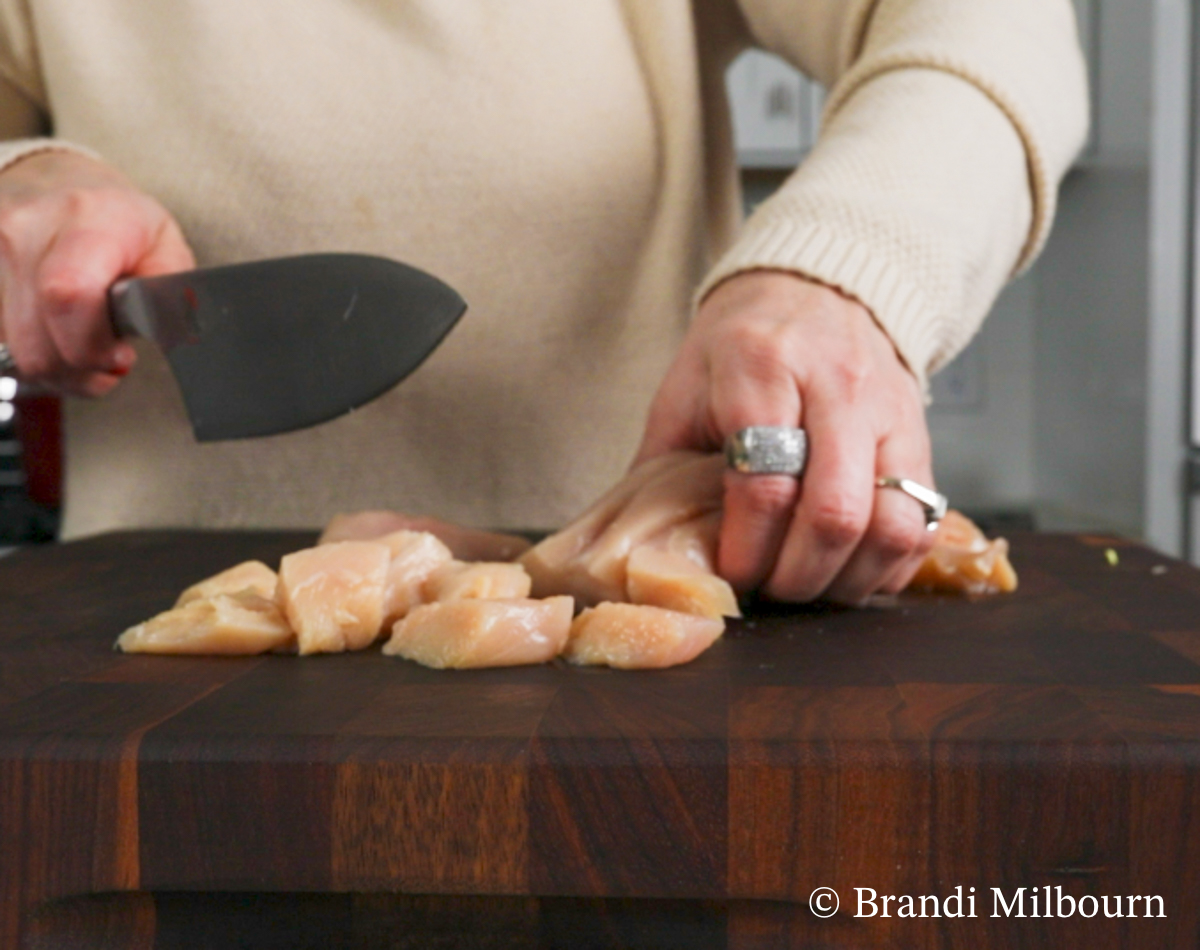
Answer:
[0, 0, 1086, 537]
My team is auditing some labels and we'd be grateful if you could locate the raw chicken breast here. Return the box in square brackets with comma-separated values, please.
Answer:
[909, 510, 1019, 595]
[377, 530, 455, 625]
[118, 455, 1019, 668]
[564, 602, 724, 670]
[651, 510, 722, 572]
[276, 541, 390, 655]
[320, 510, 531, 561]
[518, 454, 688, 603]
[383, 596, 574, 669]
[625, 546, 739, 620]
[522, 452, 724, 605]
[176, 560, 277, 607]
[425, 561, 533, 602]
[117, 591, 293, 655]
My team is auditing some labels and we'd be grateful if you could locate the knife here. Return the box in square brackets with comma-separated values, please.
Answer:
[109, 253, 466, 442]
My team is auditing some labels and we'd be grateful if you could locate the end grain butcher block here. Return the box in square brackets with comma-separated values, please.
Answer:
[4, 530, 1200, 949]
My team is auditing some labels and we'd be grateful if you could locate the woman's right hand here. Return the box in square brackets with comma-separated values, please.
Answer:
[0, 149, 195, 396]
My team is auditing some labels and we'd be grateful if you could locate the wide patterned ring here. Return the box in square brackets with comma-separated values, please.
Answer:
[723, 426, 808, 477]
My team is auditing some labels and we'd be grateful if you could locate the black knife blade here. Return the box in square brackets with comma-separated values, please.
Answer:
[110, 253, 466, 442]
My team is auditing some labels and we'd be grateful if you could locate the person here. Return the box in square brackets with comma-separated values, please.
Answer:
[0, 1, 1087, 603]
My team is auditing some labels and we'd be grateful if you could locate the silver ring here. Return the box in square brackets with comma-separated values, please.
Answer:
[876, 476, 948, 531]
[724, 426, 807, 476]
[0, 343, 15, 377]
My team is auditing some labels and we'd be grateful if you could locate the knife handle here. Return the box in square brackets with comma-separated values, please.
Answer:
[108, 278, 141, 338]
[107, 274, 202, 352]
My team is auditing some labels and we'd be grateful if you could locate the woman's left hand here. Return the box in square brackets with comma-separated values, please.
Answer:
[635, 270, 937, 605]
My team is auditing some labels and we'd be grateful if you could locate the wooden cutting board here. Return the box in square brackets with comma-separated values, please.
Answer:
[3, 530, 1200, 949]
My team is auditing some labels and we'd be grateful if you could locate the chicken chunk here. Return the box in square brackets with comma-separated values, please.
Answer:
[383, 596, 574, 669]
[650, 510, 722, 572]
[117, 591, 293, 655]
[376, 530, 455, 625]
[625, 546, 739, 620]
[320, 510, 532, 561]
[521, 452, 724, 605]
[909, 509, 1018, 595]
[276, 541, 390, 655]
[424, 560, 533, 603]
[120, 451, 1017, 669]
[564, 602, 724, 670]
[175, 560, 278, 607]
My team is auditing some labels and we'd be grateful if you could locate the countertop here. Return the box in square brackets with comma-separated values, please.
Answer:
[3, 529, 1200, 949]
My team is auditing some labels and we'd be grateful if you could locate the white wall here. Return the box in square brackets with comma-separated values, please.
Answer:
[1032, 168, 1149, 535]
[928, 0, 1152, 532]
[1094, 0, 1153, 165]
[929, 277, 1036, 511]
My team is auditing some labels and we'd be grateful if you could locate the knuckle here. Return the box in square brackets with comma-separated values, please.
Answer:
[0, 200, 40, 240]
[719, 322, 786, 382]
[61, 185, 118, 219]
[872, 515, 925, 561]
[809, 494, 868, 548]
[827, 356, 871, 399]
[38, 266, 97, 312]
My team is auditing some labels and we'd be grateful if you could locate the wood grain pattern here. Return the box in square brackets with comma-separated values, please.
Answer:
[2, 530, 1200, 948]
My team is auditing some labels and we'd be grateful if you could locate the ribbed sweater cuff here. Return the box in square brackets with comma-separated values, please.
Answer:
[695, 218, 941, 392]
[0, 137, 102, 174]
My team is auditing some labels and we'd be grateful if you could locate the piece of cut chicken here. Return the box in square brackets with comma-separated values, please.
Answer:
[625, 546, 739, 620]
[175, 560, 278, 607]
[276, 541, 390, 655]
[320, 510, 532, 562]
[521, 452, 724, 605]
[117, 591, 293, 655]
[383, 596, 574, 669]
[517, 454, 687, 603]
[424, 560, 533, 603]
[376, 530, 455, 625]
[564, 602, 724, 670]
[652, 509, 722, 572]
[908, 510, 1019, 595]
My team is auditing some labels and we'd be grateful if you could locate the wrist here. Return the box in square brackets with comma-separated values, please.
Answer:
[0, 138, 106, 182]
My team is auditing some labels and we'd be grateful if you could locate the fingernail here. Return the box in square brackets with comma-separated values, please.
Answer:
[110, 344, 136, 373]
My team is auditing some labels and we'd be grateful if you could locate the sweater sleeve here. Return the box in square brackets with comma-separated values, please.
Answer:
[0, 0, 100, 172]
[700, 0, 1089, 386]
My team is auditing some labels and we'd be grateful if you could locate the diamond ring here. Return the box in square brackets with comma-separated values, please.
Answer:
[723, 426, 807, 476]
[876, 476, 948, 531]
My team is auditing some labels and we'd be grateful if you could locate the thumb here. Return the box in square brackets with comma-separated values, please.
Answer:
[108, 207, 194, 371]
[131, 213, 195, 278]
